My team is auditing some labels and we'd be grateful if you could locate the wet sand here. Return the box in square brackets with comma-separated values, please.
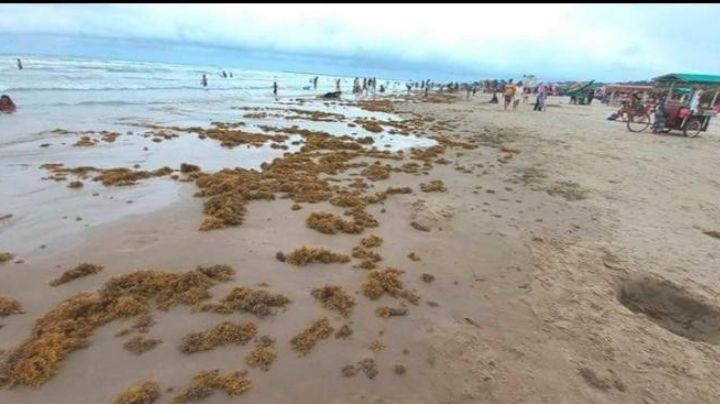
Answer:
[2, 93, 720, 403]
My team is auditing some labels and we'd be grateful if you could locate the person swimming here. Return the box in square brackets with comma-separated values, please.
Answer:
[0, 95, 17, 113]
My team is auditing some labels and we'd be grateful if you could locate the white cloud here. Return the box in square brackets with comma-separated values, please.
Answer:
[1, 4, 718, 81]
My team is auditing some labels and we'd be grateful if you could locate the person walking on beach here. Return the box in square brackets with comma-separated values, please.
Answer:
[16, 58, 23, 70]
[273, 81, 278, 97]
[503, 80, 516, 110]
[201, 74, 208, 87]
[513, 82, 524, 110]
[0, 95, 17, 113]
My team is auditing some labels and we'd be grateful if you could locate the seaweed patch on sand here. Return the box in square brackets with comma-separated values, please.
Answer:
[290, 317, 333, 356]
[123, 336, 162, 355]
[245, 336, 276, 371]
[172, 369, 251, 403]
[285, 246, 350, 266]
[0, 252, 14, 264]
[179, 321, 257, 354]
[0, 265, 234, 388]
[200, 286, 290, 318]
[420, 180, 447, 192]
[49, 263, 103, 287]
[360, 234, 383, 248]
[0, 296, 22, 317]
[362, 269, 420, 305]
[113, 379, 161, 404]
[311, 286, 356, 317]
[306, 212, 365, 234]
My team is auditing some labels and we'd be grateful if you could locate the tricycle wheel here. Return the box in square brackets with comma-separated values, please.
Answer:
[684, 119, 703, 138]
[627, 113, 651, 133]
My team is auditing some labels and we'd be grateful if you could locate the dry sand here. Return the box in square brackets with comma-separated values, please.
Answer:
[2, 93, 720, 403]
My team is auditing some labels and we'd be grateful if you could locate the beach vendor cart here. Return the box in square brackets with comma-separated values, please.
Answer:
[627, 73, 720, 137]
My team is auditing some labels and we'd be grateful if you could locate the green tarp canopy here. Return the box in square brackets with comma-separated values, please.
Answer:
[653, 73, 720, 86]
[564, 80, 595, 96]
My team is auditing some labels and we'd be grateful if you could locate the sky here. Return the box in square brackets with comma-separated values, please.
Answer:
[0, 4, 719, 82]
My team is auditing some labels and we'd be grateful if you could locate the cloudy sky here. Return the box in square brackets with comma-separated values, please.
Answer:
[0, 4, 718, 81]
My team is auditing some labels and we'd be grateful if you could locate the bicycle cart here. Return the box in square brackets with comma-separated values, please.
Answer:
[640, 73, 720, 137]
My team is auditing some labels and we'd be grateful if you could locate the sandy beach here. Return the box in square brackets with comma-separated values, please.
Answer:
[2, 89, 720, 404]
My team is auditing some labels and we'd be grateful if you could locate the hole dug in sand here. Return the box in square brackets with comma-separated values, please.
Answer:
[618, 276, 720, 344]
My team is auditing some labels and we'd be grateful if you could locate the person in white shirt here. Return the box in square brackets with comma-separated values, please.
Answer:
[513, 83, 524, 110]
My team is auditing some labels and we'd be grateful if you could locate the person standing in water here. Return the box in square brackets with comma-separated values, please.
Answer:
[0, 95, 17, 113]
[202, 74, 208, 87]
[16, 58, 23, 70]
[313, 76, 318, 89]
[273, 81, 278, 97]
[336, 78, 341, 92]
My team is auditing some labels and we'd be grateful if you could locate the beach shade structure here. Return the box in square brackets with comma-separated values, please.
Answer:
[564, 80, 595, 96]
[562, 80, 595, 105]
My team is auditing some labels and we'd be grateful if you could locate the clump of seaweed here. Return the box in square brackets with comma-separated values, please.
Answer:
[123, 336, 162, 355]
[357, 100, 394, 113]
[49, 263, 103, 287]
[200, 287, 290, 318]
[113, 379, 161, 404]
[394, 364, 406, 375]
[306, 212, 363, 234]
[67, 181, 84, 189]
[356, 119, 384, 133]
[361, 162, 391, 181]
[179, 321, 257, 354]
[0, 252, 14, 264]
[95, 167, 174, 186]
[73, 136, 96, 147]
[360, 234, 383, 248]
[421, 273, 435, 283]
[420, 180, 447, 192]
[199, 194, 247, 231]
[0, 296, 22, 317]
[245, 336, 276, 371]
[352, 246, 382, 263]
[180, 163, 201, 173]
[311, 286, 355, 317]
[375, 306, 408, 318]
[285, 246, 351, 266]
[334, 323, 353, 339]
[368, 339, 386, 352]
[290, 317, 333, 356]
[0, 265, 234, 388]
[172, 369, 251, 403]
[362, 268, 419, 304]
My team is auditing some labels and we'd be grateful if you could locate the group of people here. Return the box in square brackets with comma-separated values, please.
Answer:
[487, 79, 547, 111]
[353, 77, 379, 95]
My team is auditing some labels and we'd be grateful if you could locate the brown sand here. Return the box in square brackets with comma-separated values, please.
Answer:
[2, 93, 720, 403]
